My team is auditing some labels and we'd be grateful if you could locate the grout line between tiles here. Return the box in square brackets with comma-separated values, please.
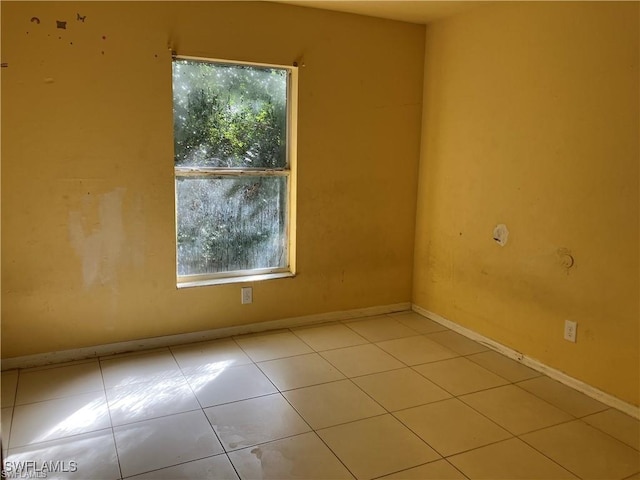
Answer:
[408, 364, 508, 399]
[7, 427, 116, 457]
[12, 387, 108, 409]
[3, 371, 19, 450]
[307, 430, 359, 480]
[455, 387, 576, 437]
[441, 436, 520, 459]
[204, 389, 285, 411]
[512, 384, 590, 420]
[7, 370, 20, 412]
[258, 372, 360, 479]
[513, 381, 611, 421]
[2, 376, 20, 450]
[370, 458, 470, 480]
[111, 407, 205, 429]
[167, 346, 244, 480]
[223, 429, 316, 454]
[554, 416, 640, 453]
[462, 351, 543, 380]
[443, 458, 472, 480]
[447, 393, 584, 479]
[310, 411, 391, 434]
[389, 403, 515, 460]
[167, 348, 224, 426]
[517, 430, 587, 479]
[226, 453, 242, 480]
[3, 407, 15, 454]
[389, 395, 460, 416]
[121, 452, 233, 480]
[97, 359, 123, 480]
[253, 358, 333, 393]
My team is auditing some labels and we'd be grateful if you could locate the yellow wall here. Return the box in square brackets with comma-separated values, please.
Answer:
[414, 2, 639, 405]
[1, 2, 424, 357]
[3, 0, 638, 408]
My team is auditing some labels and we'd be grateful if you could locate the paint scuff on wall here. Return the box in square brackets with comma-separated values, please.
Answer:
[68, 188, 126, 289]
[492, 224, 509, 247]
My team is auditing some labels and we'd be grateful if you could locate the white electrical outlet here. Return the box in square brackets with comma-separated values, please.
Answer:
[564, 320, 577, 343]
[241, 287, 253, 305]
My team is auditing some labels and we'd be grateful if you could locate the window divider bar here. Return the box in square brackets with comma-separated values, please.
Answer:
[175, 167, 289, 177]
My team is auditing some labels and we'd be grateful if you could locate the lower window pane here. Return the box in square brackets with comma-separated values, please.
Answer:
[176, 176, 287, 276]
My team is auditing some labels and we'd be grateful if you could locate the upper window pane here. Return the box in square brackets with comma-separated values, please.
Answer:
[173, 60, 288, 169]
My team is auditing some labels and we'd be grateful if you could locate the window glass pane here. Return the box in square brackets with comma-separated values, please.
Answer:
[173, 60, 288, 169]
[176, 176, 288, 276]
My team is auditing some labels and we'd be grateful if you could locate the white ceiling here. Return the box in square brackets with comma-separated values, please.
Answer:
[271, 1, 488, 24]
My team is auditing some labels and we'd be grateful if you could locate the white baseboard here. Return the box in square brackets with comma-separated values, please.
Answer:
[1, 302, 410, 371]
[412, 304, 640, 420]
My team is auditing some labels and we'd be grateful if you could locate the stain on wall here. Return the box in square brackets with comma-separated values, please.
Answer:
[68, 189, 125, 290]
[492, 224, 509, 247]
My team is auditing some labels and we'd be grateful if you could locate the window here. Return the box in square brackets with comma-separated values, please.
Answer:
[172, 57, 297, 287]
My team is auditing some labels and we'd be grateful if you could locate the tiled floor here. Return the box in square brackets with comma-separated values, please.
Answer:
[1, 311, 639, 479]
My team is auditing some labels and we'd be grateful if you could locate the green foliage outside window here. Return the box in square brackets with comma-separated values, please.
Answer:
[173, 60, 287, 169]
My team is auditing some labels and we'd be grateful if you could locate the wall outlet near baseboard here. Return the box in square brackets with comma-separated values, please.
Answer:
[241, 287, 253, 304]
[564, 320, 577, 343]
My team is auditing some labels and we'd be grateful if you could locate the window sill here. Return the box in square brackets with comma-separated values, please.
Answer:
[177, 271, 295, 289]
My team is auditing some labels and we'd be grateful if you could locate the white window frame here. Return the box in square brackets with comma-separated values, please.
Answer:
[173, 55, 298, 288]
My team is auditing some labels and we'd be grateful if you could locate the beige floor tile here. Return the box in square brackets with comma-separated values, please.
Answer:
[427, 331, 487, 355]
[376, 336, 460, 366]
[257, 353, 345, 391]
[6, 429, 120, 480]
[320, 344, 404, 377]
[467, 351, 540, 382]
[1, 371, 19, 407]
[10, 391, 111, 447]
[583, 409, 640, 450]
[292, 323, 368, 351]
[100, 349, 183, 388]
[204, 394, 310, 451]
[449, 437, 578, 479]
[106, 376, 200, 426]
[234, 331, 313, 362]
[229, 432, 354, 480]
[521, 420, 640, 479]
[186, 363, 277, 407]
[283, 379, 385, 429]
[170, 338, 252, 376]
[318, 414, 440, 479]
[114, 410, 223, 478]
[345, 316, 418, 342]
[517, 376, 607, 418]
[353, 368, 450, 412]
[414, 357, 509, 395]
[380, 459, 466, 479]
[460, 385, 572, 435]
[128, 454, 239, 479]
[15, 361, 104, 406]
[394, 398, 511, 457]
[388, 311, 450, 334]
